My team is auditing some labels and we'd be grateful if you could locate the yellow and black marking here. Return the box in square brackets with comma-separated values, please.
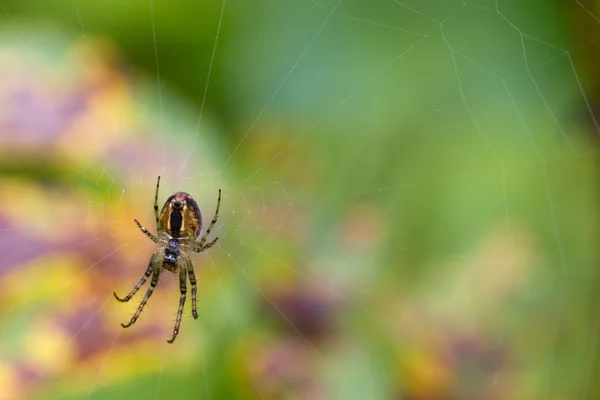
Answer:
[159, 192, 202, 239]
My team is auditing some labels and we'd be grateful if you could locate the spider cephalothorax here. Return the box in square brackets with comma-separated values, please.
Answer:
[113, 176, 221, 343]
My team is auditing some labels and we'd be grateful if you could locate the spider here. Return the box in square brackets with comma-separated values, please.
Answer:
[113, 176, 221, 343]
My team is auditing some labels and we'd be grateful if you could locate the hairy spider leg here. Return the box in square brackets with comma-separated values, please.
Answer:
[198, 189, 221, 248]
[135, 219, 158, 242]
[121, 268, 161, 328]
[167, 268, 188, 343]
[113, 254, 157, 302]
[154, 176, 161, 227]
[194, 237, 218, 252]
[185, 255, 199, 319]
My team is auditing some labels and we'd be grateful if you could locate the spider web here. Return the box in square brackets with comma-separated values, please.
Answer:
[0, 0, 599, 399]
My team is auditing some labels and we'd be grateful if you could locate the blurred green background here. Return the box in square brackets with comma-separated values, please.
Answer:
[0, 0, 599, 399]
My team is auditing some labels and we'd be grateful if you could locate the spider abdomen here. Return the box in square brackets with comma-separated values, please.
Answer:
[159, 191, 203, 238]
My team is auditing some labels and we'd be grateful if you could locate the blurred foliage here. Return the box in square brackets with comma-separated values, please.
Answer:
[0, 1, 600, 399]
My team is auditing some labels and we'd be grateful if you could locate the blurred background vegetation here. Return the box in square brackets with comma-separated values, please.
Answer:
[0, 0, 599, 399]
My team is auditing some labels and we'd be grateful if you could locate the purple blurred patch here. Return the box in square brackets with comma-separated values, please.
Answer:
[256, 338, 324, 400]
[262, 284, 343, 342]
[447, 333, 508, 375]
[0, 216, 55, 276]
[1, 86, 87, 145]
[56, 306, 164, 361]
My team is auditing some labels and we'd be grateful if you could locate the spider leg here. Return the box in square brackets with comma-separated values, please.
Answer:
[184, 255, 198, 319]
[198, 189, 221, 247]
[113, 258, 155, 302]
[167, 267, 188, 343]
[121, 268, 161, 328]
[134, 219, 158, 242]
[154, 176, 160, 227]
[191, 236, 219, 253]
[203, 237, 219, 251]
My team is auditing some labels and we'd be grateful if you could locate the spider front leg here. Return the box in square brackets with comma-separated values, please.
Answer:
[153, 176, 160, 227]
[192, 189, 221, 253]
[191, 236, 219, 253]
[121, 268, 161, 328]
[135, 219, 158, 242]
[167, 267, 188, 343]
